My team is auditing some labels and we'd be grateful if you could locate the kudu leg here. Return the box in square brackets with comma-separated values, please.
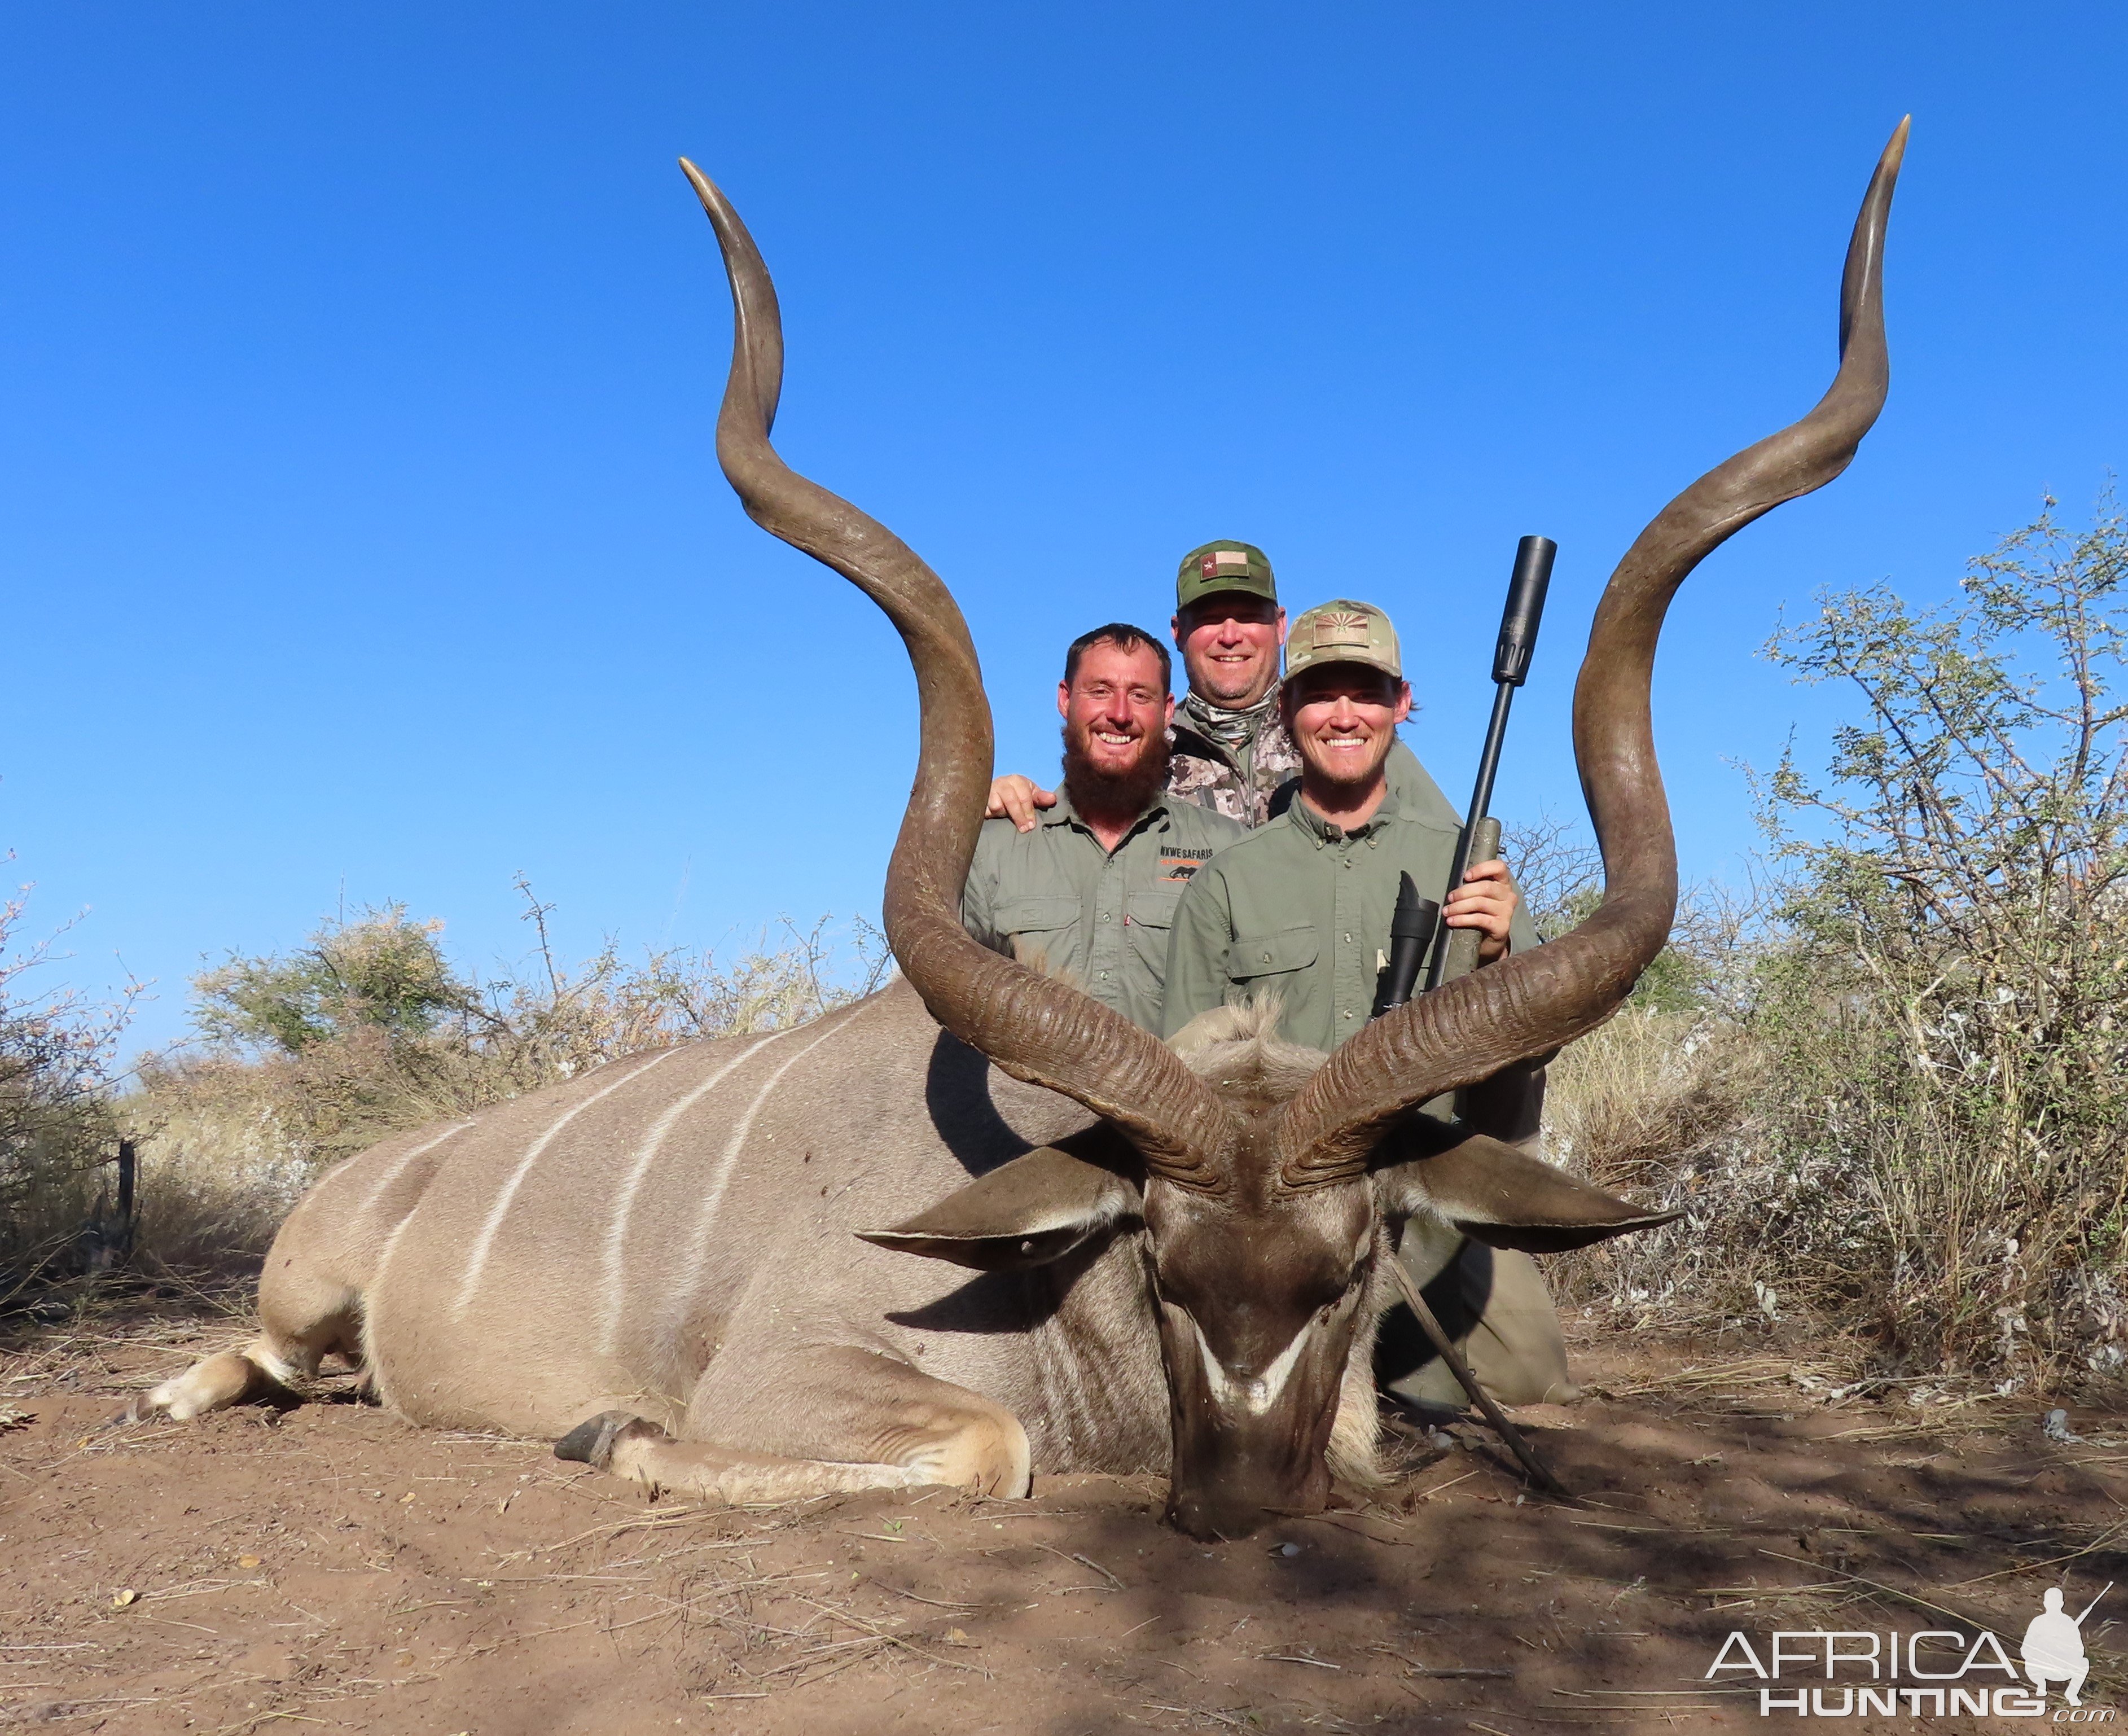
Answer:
[555, 1347, 1033, 1503]
[121, 1260, 362, 1424]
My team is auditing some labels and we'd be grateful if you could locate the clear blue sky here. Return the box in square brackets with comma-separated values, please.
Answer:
[4, 3, 2123, 1056]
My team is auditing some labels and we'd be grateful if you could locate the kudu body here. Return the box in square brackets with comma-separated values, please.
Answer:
[136, 126, 1906, 1537]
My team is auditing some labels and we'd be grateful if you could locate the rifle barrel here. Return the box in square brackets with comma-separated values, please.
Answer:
[1423, 536, 1556, 992]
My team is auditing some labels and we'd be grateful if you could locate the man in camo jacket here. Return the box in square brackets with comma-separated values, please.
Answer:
[986, 541, 1466, 834]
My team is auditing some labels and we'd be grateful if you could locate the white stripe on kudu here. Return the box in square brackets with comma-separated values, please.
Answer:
[662, 1001, 874, 1349]
[596, 1028, 791, 1356]
[452, 1049, 679, 1317]
[360, 1120, 475, 1222]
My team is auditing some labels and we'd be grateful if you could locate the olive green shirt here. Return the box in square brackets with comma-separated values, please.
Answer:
[1159, 788, 1540, 1055]
[962, 786, 1247, 1033]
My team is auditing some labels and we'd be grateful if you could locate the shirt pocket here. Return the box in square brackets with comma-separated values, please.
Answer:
[993, 896, 1079, 972]
[1226, 923, 1320, 982]
[994, 895, 1079, 941]
[1125, 887, 1182, 969]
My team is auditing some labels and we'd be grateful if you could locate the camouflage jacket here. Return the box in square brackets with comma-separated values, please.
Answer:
[1168, 698, 1463, 832]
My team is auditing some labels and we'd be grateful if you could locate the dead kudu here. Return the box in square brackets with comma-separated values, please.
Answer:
[130, 127, 1905, 1538]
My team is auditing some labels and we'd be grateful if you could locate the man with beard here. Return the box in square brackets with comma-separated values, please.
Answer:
[960, 623, 1245, 1033]
[1161, 599, 1573, 1408]
[985, 541, 1464, 832]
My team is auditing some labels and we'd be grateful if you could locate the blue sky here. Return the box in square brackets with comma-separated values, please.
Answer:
[3, 3, 2123, 1056]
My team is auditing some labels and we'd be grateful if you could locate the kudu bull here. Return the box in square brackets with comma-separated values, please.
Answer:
[133, 125, 1905, 1537]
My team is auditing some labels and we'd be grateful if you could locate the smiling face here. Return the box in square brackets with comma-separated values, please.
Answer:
[1282, 664, 1413, 794]
[1172, 593, 1287, 708]
[1056, 637, 1174, 811]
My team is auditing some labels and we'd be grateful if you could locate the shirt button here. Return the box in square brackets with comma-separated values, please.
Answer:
[1344, 932, 1353, 942]
[1260, 952, 1272, 963]
[1098, 970, 1110, 978]
[1100, 912, 1112, 922]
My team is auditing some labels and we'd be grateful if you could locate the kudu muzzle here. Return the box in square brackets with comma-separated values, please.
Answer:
[1157, 1292, 1363, 1538]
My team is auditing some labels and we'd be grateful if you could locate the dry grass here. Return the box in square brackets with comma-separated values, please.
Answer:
[7, 906, 891, 1281]
[1540, 1007, 1773, 1338]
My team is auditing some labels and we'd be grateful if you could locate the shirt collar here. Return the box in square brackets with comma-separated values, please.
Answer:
[1045, 782, 1170, 837]
[1289, 785, 1402, 845]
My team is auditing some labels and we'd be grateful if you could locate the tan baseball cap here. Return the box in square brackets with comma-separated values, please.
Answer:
[1283, 598, 1402, 683]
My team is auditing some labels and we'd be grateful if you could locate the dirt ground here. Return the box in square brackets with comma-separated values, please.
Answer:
[5, 1288, 2126, 1735]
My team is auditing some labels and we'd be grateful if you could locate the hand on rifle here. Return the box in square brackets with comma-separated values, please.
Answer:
[985, 774, 1058, 832]
[1442, 857, 1519, 964]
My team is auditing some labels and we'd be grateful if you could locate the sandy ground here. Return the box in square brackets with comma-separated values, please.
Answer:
[5, 1291, 2127, 1734]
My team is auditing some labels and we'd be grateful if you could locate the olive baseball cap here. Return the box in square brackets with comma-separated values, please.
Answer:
[1176, 540, 1277, 611]
[1283, 598, 1403, 683]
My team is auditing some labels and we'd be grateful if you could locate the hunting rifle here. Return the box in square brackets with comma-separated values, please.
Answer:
[1372, 533, 1557, 1013]
[1370, 534, 1567, 1501]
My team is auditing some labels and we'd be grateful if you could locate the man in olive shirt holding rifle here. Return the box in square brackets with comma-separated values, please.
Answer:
[1160, 598, 1574, 1408]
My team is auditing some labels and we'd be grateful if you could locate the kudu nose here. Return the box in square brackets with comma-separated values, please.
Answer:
[1165, 1415, 1333, 1541]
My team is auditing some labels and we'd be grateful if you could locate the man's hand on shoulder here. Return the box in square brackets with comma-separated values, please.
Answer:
[986, 774, 1057, 834]
[1443, 857, 1520, 965]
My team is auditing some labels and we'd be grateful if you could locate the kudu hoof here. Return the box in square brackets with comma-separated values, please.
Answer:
[554, 1410, 638, 1470]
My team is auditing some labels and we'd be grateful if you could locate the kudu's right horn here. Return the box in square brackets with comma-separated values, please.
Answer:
[1274, 119, 1910, 1187]
[681, 159, 1240, 1189]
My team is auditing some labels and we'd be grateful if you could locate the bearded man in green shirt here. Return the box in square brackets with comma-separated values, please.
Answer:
[1161, 598, 1575, 1408]
[961, 623, 1244, 1033]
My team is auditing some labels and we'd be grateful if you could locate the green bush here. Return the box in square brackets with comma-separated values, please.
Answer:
[1533, 493, 2128, 1390]
[0, 879, 132, 1273]
[1740, 492, 2128, 1386]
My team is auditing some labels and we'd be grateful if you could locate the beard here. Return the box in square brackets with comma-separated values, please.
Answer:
[1061, 721, 1172, 821]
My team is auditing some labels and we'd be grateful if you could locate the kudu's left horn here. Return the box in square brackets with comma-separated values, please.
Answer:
[1275, 119, 1910, 1186]
[681, 159, 1241, 1189]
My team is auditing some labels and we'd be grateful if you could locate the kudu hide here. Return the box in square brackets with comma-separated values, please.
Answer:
[134, 124, 1906, 1537]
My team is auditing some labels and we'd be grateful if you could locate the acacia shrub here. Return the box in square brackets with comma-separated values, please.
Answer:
[1740, 494, 2128, 1385]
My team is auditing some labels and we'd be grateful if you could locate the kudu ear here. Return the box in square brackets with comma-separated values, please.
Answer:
[855, 1146, 1141, 1273]
[1377, 1132, 1681, 1253]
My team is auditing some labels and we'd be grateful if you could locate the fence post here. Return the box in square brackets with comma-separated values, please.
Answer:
[116, 1137, 136, 1252]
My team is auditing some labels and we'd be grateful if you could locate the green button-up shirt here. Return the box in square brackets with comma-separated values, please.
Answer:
[1159, 788, 1539, 1056]
[962, 786, 1247, 1033]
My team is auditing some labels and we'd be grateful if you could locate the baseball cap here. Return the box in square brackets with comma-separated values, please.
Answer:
[1176, 541, 1277, 611]
[1283, 598, 1402, 683]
